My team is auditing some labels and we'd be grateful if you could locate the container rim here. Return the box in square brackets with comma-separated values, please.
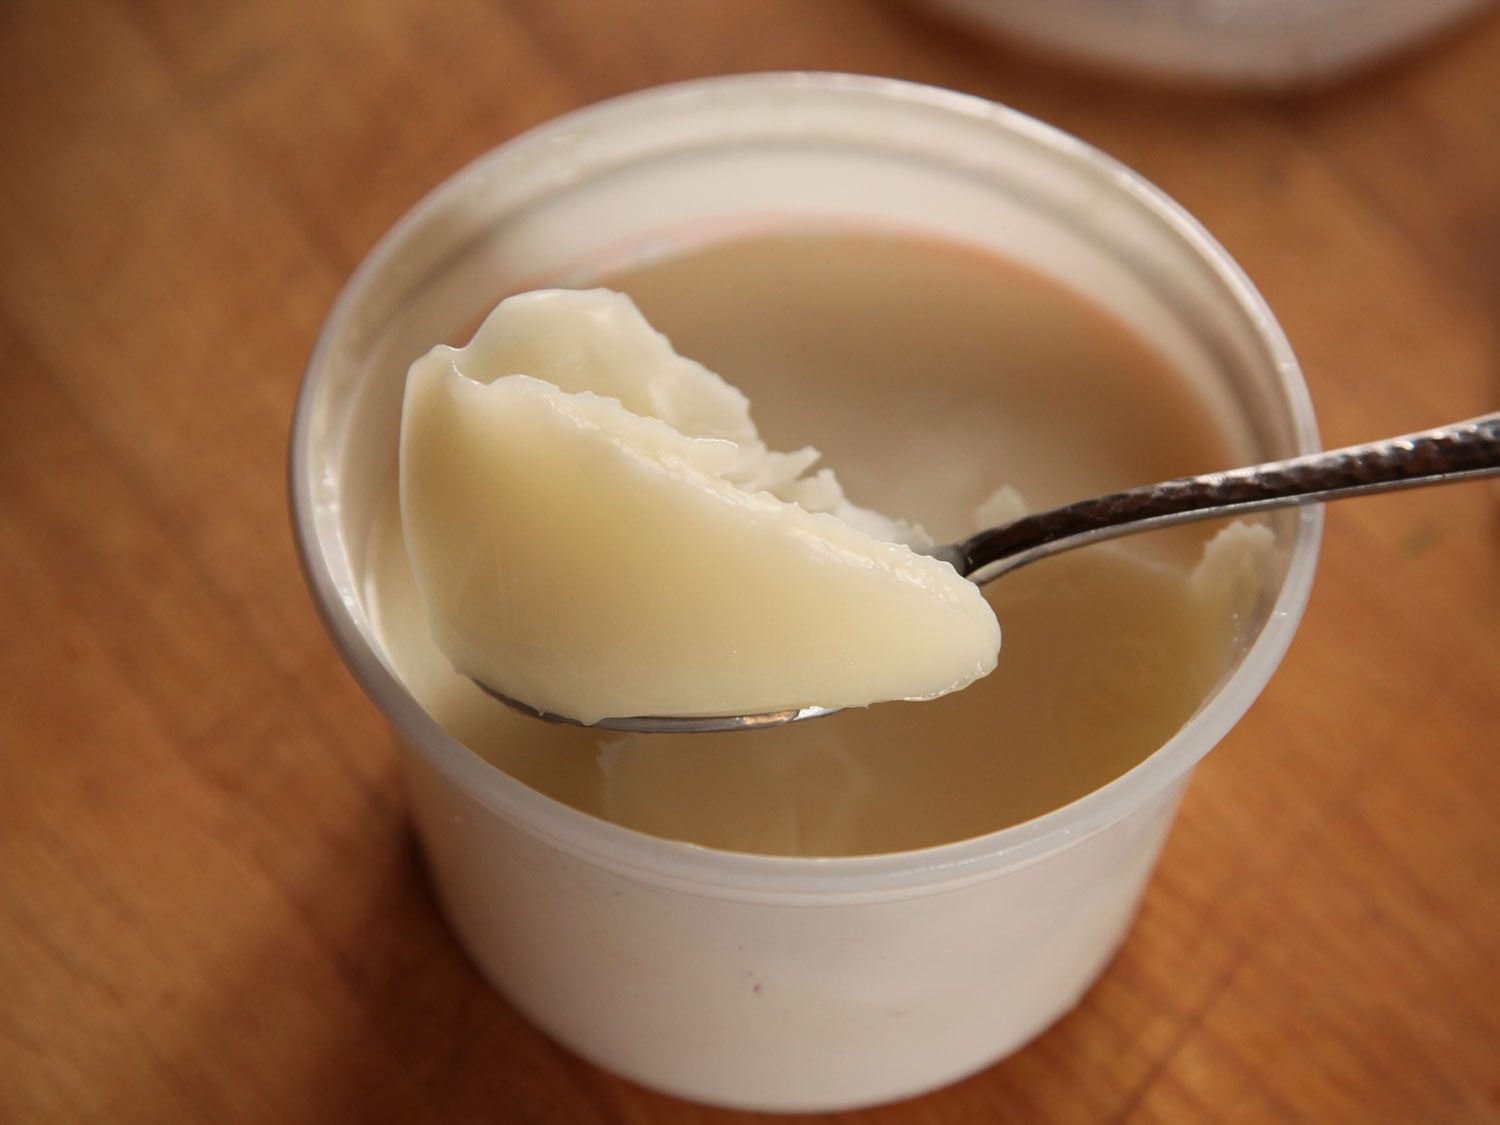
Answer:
[289, 72, 1322, 901]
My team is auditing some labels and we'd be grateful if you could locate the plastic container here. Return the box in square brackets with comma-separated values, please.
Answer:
[923, 0, 1494, 89]
[289, 74, 1321, 1112]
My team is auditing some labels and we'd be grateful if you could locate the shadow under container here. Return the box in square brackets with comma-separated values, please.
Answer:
[290, 74, 1321, 1113]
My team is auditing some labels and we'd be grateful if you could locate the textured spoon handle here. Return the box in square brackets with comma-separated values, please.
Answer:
[950, 412, 1500, 584]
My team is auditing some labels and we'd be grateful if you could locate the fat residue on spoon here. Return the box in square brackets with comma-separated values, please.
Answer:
[399, 289, 1002, 728]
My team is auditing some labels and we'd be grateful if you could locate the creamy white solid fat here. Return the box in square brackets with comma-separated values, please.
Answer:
[399, 289, 1001, 724]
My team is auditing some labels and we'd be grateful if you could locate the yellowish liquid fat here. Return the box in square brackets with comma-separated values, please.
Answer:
[367, 230, 1254, 857]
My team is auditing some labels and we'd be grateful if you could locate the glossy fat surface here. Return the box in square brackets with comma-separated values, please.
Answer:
[377, 232, 1254, 855]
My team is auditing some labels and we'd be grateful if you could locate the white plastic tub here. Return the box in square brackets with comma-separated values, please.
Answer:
[290, 74, 1321, 1112]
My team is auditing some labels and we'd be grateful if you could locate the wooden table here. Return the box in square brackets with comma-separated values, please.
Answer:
[4, 3, 1498, 1121]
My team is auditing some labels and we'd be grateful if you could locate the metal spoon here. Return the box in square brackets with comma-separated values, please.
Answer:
[477, 412, 1500, 733]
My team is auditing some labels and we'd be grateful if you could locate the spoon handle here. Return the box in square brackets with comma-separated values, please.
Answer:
[949, 412, 1500, 584]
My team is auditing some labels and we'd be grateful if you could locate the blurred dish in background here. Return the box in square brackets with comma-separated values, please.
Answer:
[923, 0, 1495, 88]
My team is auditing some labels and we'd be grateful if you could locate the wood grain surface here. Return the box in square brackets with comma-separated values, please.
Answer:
[3, 2, 1499, 1122]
